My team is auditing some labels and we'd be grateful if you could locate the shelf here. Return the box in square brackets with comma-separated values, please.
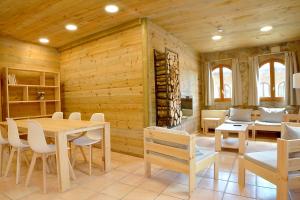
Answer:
[8, 84, 59, 88]
[12, 114, 52, 120]
[9, 100, 60, 104]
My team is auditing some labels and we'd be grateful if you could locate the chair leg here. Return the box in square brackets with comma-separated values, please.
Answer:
[22, 152, 30, 167]
[0, 145, 3, 176]
[25, 152, 38, 187]
[4, 147, 15, 177]
[79, 147, 88, 163]
[189, 161, 196, 196]
[144, 159, 151, 178]
[278, 180, 288, 200]
[238, 156, 245, 188]
[72, 145, 77, 168]
[16, 148, 21, 184]
[68, 157, 76, 180]
[252, 129, 256, 140]
[214, 154, 219, 180]
[88, 145, 92, 176]
[42, 154, 47, 193]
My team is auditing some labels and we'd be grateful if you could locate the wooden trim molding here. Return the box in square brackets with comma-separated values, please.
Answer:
[58, 19, 142, 51]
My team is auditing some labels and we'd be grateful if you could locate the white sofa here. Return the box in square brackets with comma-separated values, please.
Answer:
[224, 108, 285, 140]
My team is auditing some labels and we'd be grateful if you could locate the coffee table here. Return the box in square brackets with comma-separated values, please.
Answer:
[215, 123, 248, 154]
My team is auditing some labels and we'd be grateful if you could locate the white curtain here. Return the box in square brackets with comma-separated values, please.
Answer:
[204, 62, 214, 106]
[248, 56, 260, 106]
[285, 52, 300, 105]
[231, 58, 243, 105]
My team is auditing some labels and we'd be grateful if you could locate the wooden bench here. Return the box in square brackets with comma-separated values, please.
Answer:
[144, 126, 219, 195]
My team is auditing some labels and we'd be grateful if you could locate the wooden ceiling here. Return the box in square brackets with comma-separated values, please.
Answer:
[1, 0, 300, 52]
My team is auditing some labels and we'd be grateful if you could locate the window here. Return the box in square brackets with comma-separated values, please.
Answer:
[258, 59, 285, 101]
[212, 64, 232, 101]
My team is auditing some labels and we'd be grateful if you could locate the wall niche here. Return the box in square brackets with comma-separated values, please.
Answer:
[154, 48, 182, 127]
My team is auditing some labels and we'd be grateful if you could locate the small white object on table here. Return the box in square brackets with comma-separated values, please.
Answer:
[215, 123, 248, 154]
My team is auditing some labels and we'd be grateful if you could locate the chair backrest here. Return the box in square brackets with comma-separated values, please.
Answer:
[283, 114, 300, 123]
[144, 126, 193, 173]
[27, 120, 51, 153]
[68, 112, 81, 120]
[86, 113, 105, 139]
[52, 112, 63, 119]
[279, 122, 300, 188]
[6, 118, 23, 148]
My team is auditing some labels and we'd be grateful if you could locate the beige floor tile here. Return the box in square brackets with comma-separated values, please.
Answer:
[119, 174, 146, 186]
[138, 178, 170, 193]
[58, 187, 97, 200]
[223, 193, 255, 200]
[123, 188, 159, 200]
[0, 194, 10, 200]
[198, 178, 227, 192]
[175, 174, 201, 185]
[204, 169, 230, 181]
[225, 182, 256, 199]
[101, 182, 134, 199]
[3, 183, 39, 200]
[101, 170, 128, 181]
[162, 183, 189, 200]
[19, 192, 63, 200]
[80, 175, 116, 192]
[190, 188, 223, 200]
[256, 186, 277, 200]
[256, 176, 276, 188]
[88, 193, 119, 200]
[228, 173, 256, 185]
[155, 194, 182, 200]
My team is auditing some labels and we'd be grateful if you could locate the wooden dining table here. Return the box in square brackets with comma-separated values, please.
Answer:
[0, 118, 111, 192]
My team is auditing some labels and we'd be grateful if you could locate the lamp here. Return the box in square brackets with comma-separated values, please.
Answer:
[293, 73, 300, 88]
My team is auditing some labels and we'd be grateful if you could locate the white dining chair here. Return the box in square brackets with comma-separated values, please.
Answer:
[0, 129, 8, 176]
[25, 120, 76, 193]
[52, 112, 63, 119]
[72, 113, 104, 175]
[68, 112, 81, 120]
[4, 118, 30, 184]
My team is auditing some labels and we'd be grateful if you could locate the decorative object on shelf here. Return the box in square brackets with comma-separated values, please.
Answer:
[37, 91, 45, 100]
[154, 48, 182, 127]
[8, 74, 17, 85]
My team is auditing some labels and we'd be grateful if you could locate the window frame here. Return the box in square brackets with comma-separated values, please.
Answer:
[212, 64, 232, 102]
[259, 58, 285, 102]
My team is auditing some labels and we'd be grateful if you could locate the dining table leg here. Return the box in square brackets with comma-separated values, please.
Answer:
[103, 123, 111, 172]
[55, 132, 70, 192]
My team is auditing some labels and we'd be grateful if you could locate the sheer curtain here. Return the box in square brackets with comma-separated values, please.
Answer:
[248, 56, 260, 106]
[231, 58, 243, 105]
[204, 62, 214, 106]
[285, 51, 300, 105]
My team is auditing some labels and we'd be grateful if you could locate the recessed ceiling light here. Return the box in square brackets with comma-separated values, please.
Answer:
[212, 35, 222, 41]
[39, 38, 49, 44]
[65, 24, 78, 31]
[105, 4, 119, 13]
[260, 25, 273, 32]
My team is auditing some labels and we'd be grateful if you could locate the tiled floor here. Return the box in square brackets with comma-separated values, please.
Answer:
[0, 136, 299, 200]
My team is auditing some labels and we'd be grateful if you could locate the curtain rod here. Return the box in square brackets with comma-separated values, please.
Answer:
[211, 58, 234, 62]
[257, 51, 288, 57]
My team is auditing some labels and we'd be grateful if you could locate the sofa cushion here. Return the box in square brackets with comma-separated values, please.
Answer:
[282, 124, 300, 140]
[254, 120, 281, 126]
[225, 119, 253, 125]
[229, 108, 252, 122]
[244, 151, 277, 171]
[259, 107, 286, 123]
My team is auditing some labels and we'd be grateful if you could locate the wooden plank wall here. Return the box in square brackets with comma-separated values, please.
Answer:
[147, 21, 201, 133]
[0, 36, 60, 121]
[60, 25, 145, 156]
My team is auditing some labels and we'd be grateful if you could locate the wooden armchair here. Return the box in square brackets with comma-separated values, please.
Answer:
[238, 122, 300, 200]
[283, 114, 300, 123]
[144, 126, 219, 195]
